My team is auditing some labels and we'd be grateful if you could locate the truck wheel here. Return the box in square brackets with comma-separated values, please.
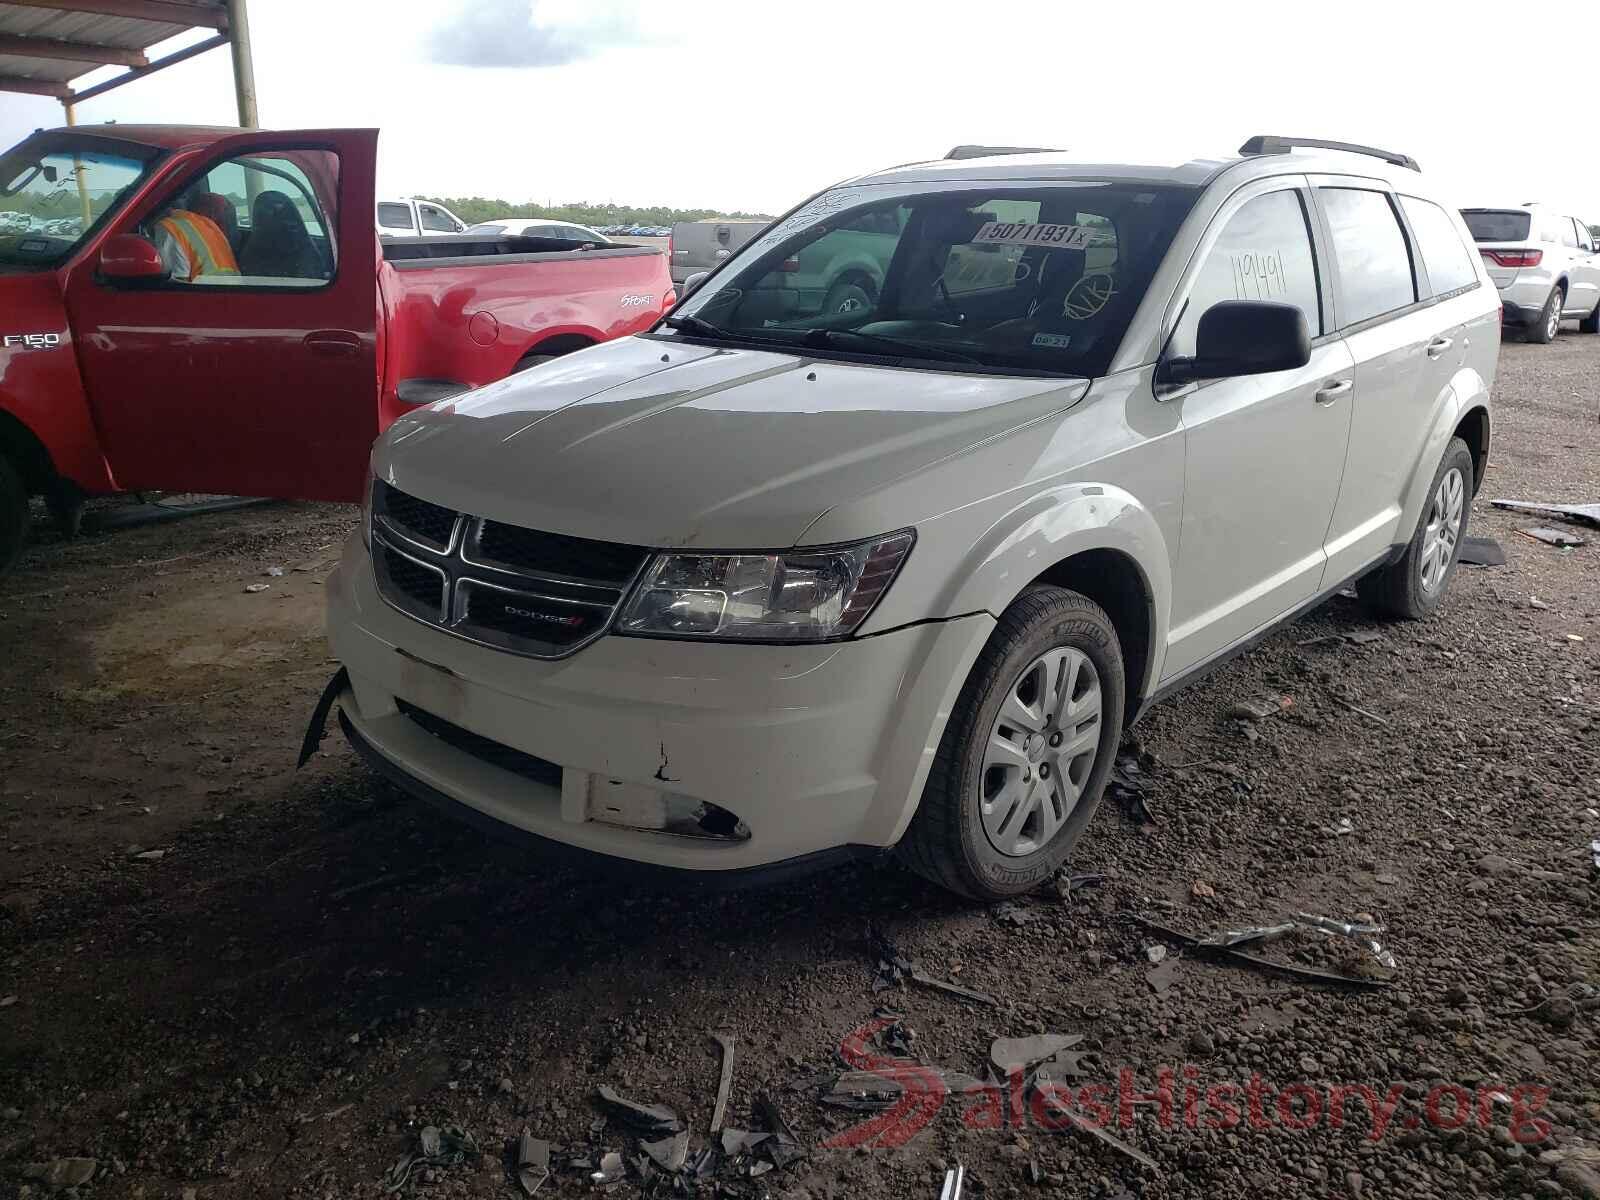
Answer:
[0, 453, 29, 578]
[898, 584, 1125, 902]
[46, 481, 85, 538]
[822, 276, 876, 316]
[1357, 436, 1474, 620]
[1580, 296, 1600, 334]
[1527, 286, 1564, 343]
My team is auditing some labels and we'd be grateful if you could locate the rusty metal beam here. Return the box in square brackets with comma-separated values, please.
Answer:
[5, 0, 228, 30]
[68, 30, 226, 102]
[0, 74, 72, 97]
[0, 34, 149, 66]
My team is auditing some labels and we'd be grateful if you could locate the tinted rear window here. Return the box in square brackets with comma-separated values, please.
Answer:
[1460, 209, 1530, 242]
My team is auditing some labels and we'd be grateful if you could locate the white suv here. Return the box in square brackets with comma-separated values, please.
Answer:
[1461, 204, 1600, 342]
[313, 136, 1498, 900]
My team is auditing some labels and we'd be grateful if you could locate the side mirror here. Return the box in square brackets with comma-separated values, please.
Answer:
[1163, 300, 1310, 385]
[99, 233, 168, 284]
[682, 270, 710, 297]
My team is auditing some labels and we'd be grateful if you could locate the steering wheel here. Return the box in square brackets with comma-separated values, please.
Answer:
[1062, 272, 1115, 321]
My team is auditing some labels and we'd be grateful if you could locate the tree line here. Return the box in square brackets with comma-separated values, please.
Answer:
[418, 196, 772, 227]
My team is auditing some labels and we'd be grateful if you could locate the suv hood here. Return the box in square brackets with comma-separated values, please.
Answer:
[375, 335, 1088, 549]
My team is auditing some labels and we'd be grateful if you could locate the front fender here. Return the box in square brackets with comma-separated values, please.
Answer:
[938, 482, 1173, 699]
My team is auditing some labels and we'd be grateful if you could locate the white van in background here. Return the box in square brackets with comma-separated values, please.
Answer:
[376, 198, 469, 238]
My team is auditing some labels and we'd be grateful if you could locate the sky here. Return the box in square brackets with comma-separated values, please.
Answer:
[1, 0, 1595, 219]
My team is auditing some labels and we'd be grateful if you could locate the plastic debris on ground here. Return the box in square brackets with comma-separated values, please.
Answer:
[243, 583, 270, 594]
[382, 1124, 480, 1192]
[1491, 498, 1600, 529]
[1109, 752, 1157, 827]
[1456, 535, 1505, 566]
[1322, 817, 1356, 836]
[514, 1130, 549, 1197]
[1293, 911, 1399, 970]
[1521, 526, 1587, 548]
[868, 926, 998, 1007]
[1591, 840, 1600, 872]
[1133, 913, 1394, 989]
[709, 1031, 735, 1134]
[594, 1084, 683, 1136]
[989, 1033, 1083, 1075]
[940, 1163, 966, 1199]
[590, 1151, 624, 1184]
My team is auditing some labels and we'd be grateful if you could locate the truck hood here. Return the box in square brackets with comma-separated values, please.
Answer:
[375, 335, 1088, 548]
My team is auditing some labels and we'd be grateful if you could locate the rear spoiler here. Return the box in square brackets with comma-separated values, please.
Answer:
[944, 145, 1061, 160]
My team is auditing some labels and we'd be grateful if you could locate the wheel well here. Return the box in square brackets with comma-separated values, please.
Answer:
[1031, 548, 1152, 723]
[0, 411, 55, 496]
[518, 333, 595, 365]
[830, 269, 878, 295]
[1454, 406, 1490, 494]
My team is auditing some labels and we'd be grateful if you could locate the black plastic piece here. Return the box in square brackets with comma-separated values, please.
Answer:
[1238, 135, 1420, 172]
[298, 667, 349, 767]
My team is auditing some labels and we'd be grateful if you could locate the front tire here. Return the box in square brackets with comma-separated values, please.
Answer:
[1579, 296, 1600, 334]
[1356, 436, 1474, 620]
[0, 453, 29, 579]
[1527, 286, 1564, 343]
[821, 276, 876, 316]
[898, 585, 1125, 901]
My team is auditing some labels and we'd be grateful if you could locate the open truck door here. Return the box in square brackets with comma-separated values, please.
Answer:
[61, 129, 380, 502]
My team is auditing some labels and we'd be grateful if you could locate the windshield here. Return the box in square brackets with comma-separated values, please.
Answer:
[0, 134, 163, 268]
[666, 181, 1196, 377]
[1460, 209, 1531, 243]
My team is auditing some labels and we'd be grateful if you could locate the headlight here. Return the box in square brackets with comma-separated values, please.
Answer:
[617, 530, 914, 642]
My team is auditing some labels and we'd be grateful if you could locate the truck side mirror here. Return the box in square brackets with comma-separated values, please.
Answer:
[682, 271, 710, 297]
[98, 233, 168, 284]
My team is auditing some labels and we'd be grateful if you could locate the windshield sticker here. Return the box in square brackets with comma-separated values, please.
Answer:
[973, 222, 1104, 249]
[1229, 249, 1289, 300]
[1031, 332, 1072, 350]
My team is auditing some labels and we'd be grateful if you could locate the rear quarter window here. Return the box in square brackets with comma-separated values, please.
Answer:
[1319, 188, 1416, 327]
[1460, 209, 1530, 242]
[1399, 197, 1479, 296]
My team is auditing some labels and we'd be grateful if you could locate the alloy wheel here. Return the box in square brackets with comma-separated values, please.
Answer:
[1419, 466, 1465, 594]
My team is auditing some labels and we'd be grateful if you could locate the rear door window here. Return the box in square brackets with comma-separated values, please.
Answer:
[1558, 218, 1581, 249]
[1460, 209, 1530, 243]
[377, 202, 414, 231]
[1172, 188, 1322, 357]
[1318, 188, 1417, 327]
[1399, 196, 1479, 297]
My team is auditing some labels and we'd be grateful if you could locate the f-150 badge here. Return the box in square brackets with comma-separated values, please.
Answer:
[3, 332, 62, 349]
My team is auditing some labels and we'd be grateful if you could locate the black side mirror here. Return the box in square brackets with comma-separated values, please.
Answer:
[1163, 300, 1311, 385]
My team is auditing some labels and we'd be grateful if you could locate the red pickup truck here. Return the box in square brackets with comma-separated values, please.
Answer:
[0, 125, 673, 575]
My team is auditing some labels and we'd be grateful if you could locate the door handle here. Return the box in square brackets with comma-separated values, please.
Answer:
[303, 329, 361, 356]
[1426, 336, 1454, 359]
[1314, 379, 1352, 405]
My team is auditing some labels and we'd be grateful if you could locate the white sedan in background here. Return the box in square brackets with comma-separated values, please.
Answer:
[465, 218, 611, 245]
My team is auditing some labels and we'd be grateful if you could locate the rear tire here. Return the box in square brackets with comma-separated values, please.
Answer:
[1356, 436, 1474, 620]
[822, 275, 876, 316]
[1527, 286, 1564, 343]
[0, 453, 29, 579]
[898, 585, 1125, 901]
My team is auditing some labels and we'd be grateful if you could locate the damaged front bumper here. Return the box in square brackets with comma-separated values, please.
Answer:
[306, 532, 993, 878]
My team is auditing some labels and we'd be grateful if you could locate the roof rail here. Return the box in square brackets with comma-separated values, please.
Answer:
[1238, 135, 1420, 172]
[944, 145, 1060, 160]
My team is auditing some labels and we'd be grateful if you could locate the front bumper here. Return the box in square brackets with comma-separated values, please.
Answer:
[323, 532, 993, 873]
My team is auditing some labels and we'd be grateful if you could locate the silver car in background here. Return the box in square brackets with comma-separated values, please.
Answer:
[1460, 204, 1600, 342]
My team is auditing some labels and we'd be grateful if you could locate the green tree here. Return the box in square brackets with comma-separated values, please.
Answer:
[418, 196, 771, 228]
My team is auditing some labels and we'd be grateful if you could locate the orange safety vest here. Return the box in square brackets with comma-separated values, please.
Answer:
[156, 210, 239, 281]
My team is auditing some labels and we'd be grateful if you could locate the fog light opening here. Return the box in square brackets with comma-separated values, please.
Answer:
[691, 801, 751, 842]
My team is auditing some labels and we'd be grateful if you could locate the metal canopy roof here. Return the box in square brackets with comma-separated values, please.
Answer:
[0, 1, 247, 120]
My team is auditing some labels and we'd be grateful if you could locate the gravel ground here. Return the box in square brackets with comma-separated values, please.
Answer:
[1, 331, 1597, 1200]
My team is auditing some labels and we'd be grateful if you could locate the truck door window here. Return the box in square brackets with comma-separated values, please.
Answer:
[378, 202, 415, 231]
[419, 203, 458, 233]
[144, 149, 339, 288]
[1172, 188, 1322, 357]
[1317, 188, 1417, 328]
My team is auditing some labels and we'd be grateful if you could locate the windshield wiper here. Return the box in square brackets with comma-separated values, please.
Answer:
[808, 327, 985, 366]
[661, 315, 802, 350]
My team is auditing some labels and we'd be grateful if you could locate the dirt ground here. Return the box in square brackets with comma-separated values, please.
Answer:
[2, 330, 1598, 1200]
